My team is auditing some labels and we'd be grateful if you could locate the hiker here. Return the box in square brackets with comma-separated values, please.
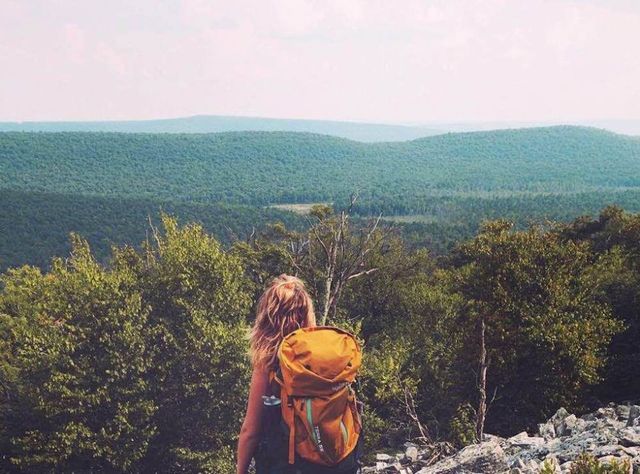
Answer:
[236, 274, 362, 474]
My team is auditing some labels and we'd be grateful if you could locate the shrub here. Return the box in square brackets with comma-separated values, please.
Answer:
[568, 453, 631, 474]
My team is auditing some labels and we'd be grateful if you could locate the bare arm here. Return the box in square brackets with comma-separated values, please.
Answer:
[236, 365, 269, 474]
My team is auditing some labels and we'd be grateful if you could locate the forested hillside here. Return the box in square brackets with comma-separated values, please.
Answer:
[0, 189, 306, 270]
[2, 127, 639, 208]
[2, 126, 640, 270]
[0, 115, 442, 142]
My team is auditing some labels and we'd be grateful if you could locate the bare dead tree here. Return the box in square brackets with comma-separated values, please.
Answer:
[402, 382, 432, 444]
[299, 193, 394, 325]
[475, 315, 488, 442]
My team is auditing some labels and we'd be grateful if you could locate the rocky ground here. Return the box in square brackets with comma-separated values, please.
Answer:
[363, 403, 640, 473]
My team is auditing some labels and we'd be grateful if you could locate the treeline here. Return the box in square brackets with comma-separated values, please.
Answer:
[0, 115, 441, 142]
[2, 127, 640, 208]
[0, 189, 306, 271]
[1, 206, 639, 472]
[5, 187, 640, 271]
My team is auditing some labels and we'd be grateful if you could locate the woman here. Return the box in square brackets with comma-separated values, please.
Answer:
[236, 274, 317, 474]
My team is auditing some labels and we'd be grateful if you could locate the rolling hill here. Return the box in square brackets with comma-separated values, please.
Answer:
[1, 126, 639, 208]
[0, 115, 442, 142]
[2, 125, 640, 269]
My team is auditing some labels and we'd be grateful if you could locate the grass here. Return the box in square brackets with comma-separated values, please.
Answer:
[268, 203, 332, 214]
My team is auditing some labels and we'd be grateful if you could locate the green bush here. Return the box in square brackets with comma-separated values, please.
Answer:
[449, 404, 477, 448]
[567, 452, 631, 474]
[0, 215, 253, 472]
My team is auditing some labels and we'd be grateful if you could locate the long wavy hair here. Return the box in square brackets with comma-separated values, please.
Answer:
[249, 274, 316, 369]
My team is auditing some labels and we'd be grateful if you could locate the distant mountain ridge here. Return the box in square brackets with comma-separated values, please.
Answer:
[2, 115, 639, 140]
[0, 114, 443, 142]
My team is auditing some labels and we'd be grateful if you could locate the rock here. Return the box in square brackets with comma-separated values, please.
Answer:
[416, 440, 509, 474]
[525, 459, 540, 472]
[539, 422, 556, 439]
[560, 414, 578, 436]
[376, 453, 394, 462]
[560, 460, 573, 471]
[616, 405, 631, 421]
[551, 408, 570, 436]
[549, 408, 578, 437]
[628, 405, 640, 427]
[620, 428, 640, 447]
[592, 444, 626, 457]
[507, 432, 546, 449]
[363, 404, 640, 474]
[595, 406, 617, 420]
[406, 446, 419, 463]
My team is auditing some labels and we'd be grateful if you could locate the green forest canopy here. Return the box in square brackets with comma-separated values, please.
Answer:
[2, 126, 640, 270]
[2, 208, 640, 472]
[2, 127, 640, 209]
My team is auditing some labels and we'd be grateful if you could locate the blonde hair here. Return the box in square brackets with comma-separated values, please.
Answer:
[249, 274, 316, 369]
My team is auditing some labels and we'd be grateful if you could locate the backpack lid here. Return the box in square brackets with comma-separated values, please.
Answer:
[277, 326, 361, 397]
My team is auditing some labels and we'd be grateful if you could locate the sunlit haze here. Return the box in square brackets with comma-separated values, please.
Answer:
[2, 0, 640, 123]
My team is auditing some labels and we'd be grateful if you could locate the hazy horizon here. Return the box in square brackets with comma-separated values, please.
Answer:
[2, 0, 640, 124]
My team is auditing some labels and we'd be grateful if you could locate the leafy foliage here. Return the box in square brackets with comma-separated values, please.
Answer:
[449, 220, 624, 433]
[3, 128, 640, 207]
[0, 189, 306, 272]
[3, 127, 640, 270]
[0, 215, 253, 472]
[1, 206, 638, 471]
[567, 452, 631, 474]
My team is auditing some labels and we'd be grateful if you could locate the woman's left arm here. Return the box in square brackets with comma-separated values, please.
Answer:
[236, 365, 269, 474]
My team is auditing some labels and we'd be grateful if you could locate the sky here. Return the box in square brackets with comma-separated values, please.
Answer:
[1, 0, 640, 123]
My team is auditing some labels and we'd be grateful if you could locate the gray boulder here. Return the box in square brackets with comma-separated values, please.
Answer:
[628, 405, 640, 427]
[416, 440, 509, 474]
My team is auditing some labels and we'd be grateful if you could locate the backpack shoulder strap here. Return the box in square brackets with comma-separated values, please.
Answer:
[267, 366, 283, 398]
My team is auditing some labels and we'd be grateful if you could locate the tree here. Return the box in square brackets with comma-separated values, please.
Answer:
[289, 196, 394, 325]
[0, 236, 156, 472]
[0, 215, 254, 473]
[556, 206, 640, 401]
[450, 219, 624, 435]
[133, 214, 253, 472]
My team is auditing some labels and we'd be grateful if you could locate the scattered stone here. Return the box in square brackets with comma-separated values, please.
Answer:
[508, 431, 545, 448]
[628, 405, 640, 427]
[551, 408, 570, 436]
[615, 405, 631, 421]
[560, 414, 577, 436]
[376, 453, 394, 462]
[363, 403, 640, 473]
[416, 440, 508, 474]
[620, 428, 640, 447]
[595, 406, 617, 420]
[539, 421, 556, 439]
[406, 446, 419, 463]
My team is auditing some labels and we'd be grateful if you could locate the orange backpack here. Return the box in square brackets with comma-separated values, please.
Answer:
[272, 326, 363, 467]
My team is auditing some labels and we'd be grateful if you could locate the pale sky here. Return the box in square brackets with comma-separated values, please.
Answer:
[1, 0, 640, 123]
